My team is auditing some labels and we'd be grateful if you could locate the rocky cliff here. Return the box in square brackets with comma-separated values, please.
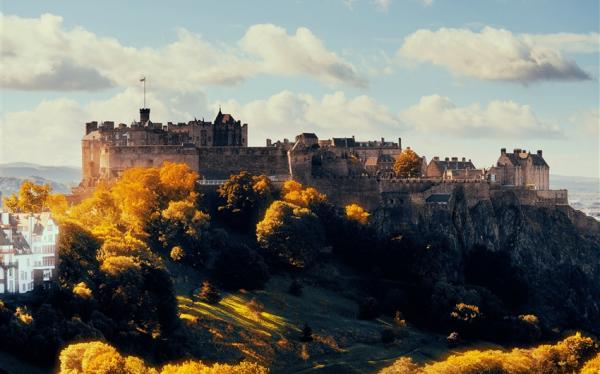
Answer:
[373, 186, 600, 334]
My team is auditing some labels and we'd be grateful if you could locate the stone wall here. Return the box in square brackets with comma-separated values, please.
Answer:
[197, 147, 289, 179]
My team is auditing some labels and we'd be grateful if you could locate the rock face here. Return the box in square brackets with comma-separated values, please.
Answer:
[373, 187, 600, 333]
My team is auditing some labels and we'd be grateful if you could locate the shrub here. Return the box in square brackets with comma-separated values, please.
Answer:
[197, 281, 221, 304]
[300, 323, 313, 342]
[213, 244, 269, 291]
[358, 297, 380, 320]
[345, 203, 370, 225]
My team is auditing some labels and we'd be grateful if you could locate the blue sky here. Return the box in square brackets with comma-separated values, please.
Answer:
[1, 0, 599, 178]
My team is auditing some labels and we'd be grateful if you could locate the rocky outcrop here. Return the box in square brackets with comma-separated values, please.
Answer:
[373, 187, 600, 333]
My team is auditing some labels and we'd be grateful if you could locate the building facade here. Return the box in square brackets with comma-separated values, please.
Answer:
[426, 157, 483, 180]
[0, 212, 58, 294]
[488, 148, 550, 190]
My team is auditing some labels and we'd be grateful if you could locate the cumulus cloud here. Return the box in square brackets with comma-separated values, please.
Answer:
[398, 26, 592, 83]
[213, 90, 404, 144]
[0, 89, 208, 166]
[0, 13, 364, 91]
[240, 24, 365, 87]
[401, 95, 562, 138]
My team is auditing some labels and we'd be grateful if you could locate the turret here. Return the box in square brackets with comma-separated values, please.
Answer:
[140, 108, 150, 123]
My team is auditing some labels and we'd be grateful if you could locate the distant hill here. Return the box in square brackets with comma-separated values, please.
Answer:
[0, 163, 81, 185]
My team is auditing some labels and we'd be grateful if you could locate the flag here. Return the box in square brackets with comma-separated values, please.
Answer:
[140, 77, 146, 82]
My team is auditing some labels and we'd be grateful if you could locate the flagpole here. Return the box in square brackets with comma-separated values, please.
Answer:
[143, 78, 146, 108]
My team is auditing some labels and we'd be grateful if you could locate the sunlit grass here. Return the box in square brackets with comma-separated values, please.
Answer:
[177, 294, 289, 338]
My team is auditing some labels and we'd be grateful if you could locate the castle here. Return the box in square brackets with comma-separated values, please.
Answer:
[78, 106, 566, 209]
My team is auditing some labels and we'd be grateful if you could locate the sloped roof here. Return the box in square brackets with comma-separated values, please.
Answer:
[503, 152, 548, 167]
[332, 137, 356, 147]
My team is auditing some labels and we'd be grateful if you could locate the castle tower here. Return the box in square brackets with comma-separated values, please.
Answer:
[140, 108, 150, 123]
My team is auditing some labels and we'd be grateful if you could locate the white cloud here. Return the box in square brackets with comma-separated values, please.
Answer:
[0, 89, 208, 166]
[398, 26, 592, 83]
[401, 95, 562, 138]
[0, 14, 364, 91]
[240, 24, 365, 87]
[213, 90, 404, 144]
[420, 0, 433, 6]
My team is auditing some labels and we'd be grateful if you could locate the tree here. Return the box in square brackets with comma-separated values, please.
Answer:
[56, 222, 101, 289]
[213, 243, 269, 291]
[217, 171, 273, 231]
[197, 281, 221, 304]
[256, 200, 325, 268]
[393, 148, 422, 178]
[345, 203, 369, 225]
[281, 180, 326, 209]
[2, 180, 51, 213]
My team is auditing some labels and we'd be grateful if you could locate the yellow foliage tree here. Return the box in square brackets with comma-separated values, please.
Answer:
[379, 332, 599, 374]
[256, 200, 325, 268]
[345, 203, 370, 225]
[72, 282, 93, 299]
[100, 255, 141, 276]
[281, 180, 326, 208]
[581, 353, 600, 374]
[2, 180, 51, 213]
[58, 341, 266, 374]
[393, 148, 422, 178]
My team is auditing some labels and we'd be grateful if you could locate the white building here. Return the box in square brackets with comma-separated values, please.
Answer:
[0, 212, 58, 294]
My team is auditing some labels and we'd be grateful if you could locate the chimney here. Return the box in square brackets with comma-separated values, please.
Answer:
[537, 150, 543, 157]
[434, 156, 439, 161]
[451, 157, 458, 161]
[398, 137, 402, 149]
[381, 137, 385, 144]
[461, 157, 466, 162]
[352, 135, 355, 140]
[445, 157, 449, 162]
[140, 108, 150, 123]
[501, 148, 506, 155]
[266, 139, 272, 147]
[514, 148, 521, 154]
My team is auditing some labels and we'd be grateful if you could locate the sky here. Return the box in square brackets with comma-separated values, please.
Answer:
[1, 0, 599, 177]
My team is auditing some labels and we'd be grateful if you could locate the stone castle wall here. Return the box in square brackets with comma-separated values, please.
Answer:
[197, 147, 289, 179]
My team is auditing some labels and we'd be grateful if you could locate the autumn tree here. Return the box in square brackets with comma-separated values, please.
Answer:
[256, 200, 325, 268]
[217, 171, 273, 231]
[345, 203, 370, 225]
[3, 180, 51, 213]
[281, 180, 326, 209]
[56, 222, 101, 289]
[393, 148, 422, 178]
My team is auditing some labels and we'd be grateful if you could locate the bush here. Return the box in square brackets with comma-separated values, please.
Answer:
[358, 297, 380, 320]
[197, 281, 221, 304]
[213, 243, 269, 291]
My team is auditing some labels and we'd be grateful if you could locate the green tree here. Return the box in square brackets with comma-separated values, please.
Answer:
[217, 171, 273, 231]
[256, 200, 325, 268]
[393, 148, 422, 178]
